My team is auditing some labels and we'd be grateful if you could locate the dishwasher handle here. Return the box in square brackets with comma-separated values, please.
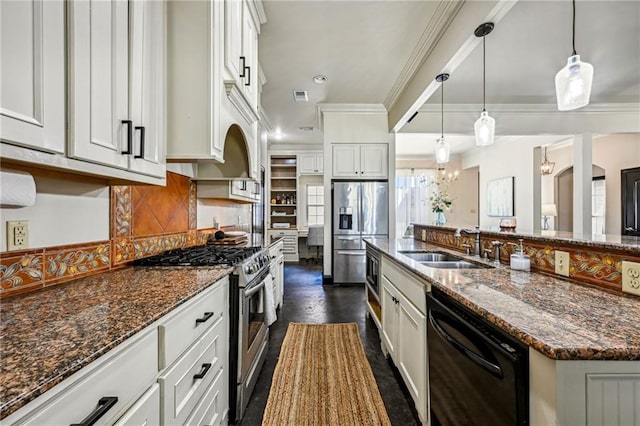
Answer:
[429, 310, 503, 378]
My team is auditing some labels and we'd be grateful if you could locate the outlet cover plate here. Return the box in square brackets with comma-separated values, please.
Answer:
[621, 261, 640, 296]
[555, 250, 570, 277]
[6, 220, 29, 251]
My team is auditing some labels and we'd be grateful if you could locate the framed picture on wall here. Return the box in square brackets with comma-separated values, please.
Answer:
[487, 177, 514, 217]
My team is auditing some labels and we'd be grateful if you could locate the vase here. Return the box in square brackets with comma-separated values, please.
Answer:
[435, 211, 446, 226]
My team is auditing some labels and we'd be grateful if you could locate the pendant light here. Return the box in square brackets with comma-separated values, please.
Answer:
[540, 146, 555, 175]
[555, 0, 593, 111]
[435, 73, 450, 164]
[473, 22, 495, 146]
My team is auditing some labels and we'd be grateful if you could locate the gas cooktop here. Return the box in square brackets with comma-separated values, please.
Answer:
[134, 245, 263, 267]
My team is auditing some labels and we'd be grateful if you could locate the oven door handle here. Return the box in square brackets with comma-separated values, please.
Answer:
[428, 310, 503, 378]
[245, 280, 266, 298]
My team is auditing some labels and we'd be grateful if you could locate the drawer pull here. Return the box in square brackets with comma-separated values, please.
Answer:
[193, 363, 212, 380]
[195, 312, 214, 325]
[70, 396, 118, 426]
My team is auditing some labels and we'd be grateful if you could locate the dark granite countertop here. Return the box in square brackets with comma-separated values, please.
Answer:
[0, 266, 233, 420]
[364, 237, 640, 361]
[414, 223, 640, 253]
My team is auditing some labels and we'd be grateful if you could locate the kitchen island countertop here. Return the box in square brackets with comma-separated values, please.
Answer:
[0, 266, 233, 420]
[364, 237, 640, 361]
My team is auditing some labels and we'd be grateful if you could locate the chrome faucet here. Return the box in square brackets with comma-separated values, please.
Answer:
[454, 227, 481, 256]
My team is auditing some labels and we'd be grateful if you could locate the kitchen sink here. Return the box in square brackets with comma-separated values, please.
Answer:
[399, 251, 462, 262]
[419, 261, 490, 269]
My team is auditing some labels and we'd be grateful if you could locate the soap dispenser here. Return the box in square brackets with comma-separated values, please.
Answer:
[509, 239, 531, 271]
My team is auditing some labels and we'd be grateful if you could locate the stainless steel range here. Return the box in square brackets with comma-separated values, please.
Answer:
[135, 245, 271, 423]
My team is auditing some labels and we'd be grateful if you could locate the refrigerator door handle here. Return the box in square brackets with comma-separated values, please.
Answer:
[337, 236, 358, 240]
[336, 251, 364, 256]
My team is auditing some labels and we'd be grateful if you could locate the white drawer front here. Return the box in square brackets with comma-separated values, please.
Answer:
[184, 366, 225, 426]
[159, 314, 226, 426]
[381, 258, 427, 314]
[159, 278, 227, 368]
[17, 330, 157, 426]
[113, 384, 160, 426]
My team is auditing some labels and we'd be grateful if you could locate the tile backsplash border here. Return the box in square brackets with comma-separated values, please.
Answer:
[1, 176, 216, 298]
[414, 224, 640, 294]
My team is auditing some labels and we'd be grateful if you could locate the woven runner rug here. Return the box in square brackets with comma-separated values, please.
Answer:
[261, 322, 391, 426]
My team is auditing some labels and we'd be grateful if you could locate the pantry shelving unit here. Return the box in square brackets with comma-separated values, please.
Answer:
[269, 155, 298, 229]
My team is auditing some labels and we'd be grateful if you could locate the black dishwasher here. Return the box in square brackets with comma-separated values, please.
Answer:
[427, 288, 529, 426]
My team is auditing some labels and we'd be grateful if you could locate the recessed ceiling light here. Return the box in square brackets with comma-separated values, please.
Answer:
[313, 75, 328, 84]
[298, 126, 315, 132]
[273, 128, 284, 140]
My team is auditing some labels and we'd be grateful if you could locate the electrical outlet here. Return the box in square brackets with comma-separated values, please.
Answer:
[6, 220, 29, 251]
[555, 250, 570, 277]
[621, 261, 640, 296]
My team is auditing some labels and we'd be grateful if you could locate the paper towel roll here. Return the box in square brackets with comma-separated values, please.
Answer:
[0, 170, 36, 207]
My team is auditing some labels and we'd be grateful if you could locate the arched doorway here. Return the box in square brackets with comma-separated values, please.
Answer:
[555, 165, 606, 233]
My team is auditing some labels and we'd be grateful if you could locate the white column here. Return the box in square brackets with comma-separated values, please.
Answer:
[533, 146, 542, 232]
[573, 133, 592, 235]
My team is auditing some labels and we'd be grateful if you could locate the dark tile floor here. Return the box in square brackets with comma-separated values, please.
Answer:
[238, 262, 420, 426]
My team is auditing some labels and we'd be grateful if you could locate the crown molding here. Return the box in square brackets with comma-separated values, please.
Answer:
[384, 1, 465, 111]
[258, 105, 272, 131]
[417, 103, 640, 115]
[316, 103, 387, 132]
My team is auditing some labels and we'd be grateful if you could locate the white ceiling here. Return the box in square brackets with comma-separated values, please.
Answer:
[259, 0, 640, 155]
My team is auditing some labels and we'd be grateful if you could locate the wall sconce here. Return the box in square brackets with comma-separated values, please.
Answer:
[540, 147, 555, 175]
[542, 203, 558, 230]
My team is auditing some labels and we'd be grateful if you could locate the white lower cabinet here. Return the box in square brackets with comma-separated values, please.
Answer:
[268, 230, 298, 262]
[269, 239, 285, 308]
[3, 279, 229, 426]
[381, 257, 429, 425]
[159, 313, 226, 425]
[114, 384, 160, 426]
[11, 329, 158, 426]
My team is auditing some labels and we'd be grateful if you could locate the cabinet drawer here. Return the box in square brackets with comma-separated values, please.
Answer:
[159, 278, 227, 368]
[184, 365, 226, 426]
[16, 330, 157, 426]
[381, 258, 427, 314]
[159, 314, 226, 425]
[113, 384, 160, 426]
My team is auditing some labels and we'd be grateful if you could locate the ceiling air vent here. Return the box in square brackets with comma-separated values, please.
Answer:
[292, 90, 309, 102]
[298, 126, 315, 132]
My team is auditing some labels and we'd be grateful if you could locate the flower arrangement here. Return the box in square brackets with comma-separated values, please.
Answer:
[430, 190, 453, 213]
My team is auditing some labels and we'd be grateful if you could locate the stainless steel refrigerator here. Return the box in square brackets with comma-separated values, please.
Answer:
[332, 181, 388, 283]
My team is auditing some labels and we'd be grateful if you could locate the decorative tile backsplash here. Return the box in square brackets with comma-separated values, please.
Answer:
[1, 172, 210, 297]
[414, 224, 640, 293]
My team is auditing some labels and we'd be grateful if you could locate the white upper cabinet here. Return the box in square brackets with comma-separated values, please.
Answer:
[167, 0, 224, 161]
[68, 0, 166, 178]
[332, 144, 387, 179]
[67, 0, 130, 170]
[0, 0, 65, 154]
[298, 153, 324, 175]
[128, 0, 167, 178]
[224, 0, 260, 113]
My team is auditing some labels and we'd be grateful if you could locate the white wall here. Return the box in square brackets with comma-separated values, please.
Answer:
[0, 169, 109, 251]
[462, 137, 562, 230]
[197, 199, 252, 229]
[542, 133, 640, 234]
[322, 109, 394, 277]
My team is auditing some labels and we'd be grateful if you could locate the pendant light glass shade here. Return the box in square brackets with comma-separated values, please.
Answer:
[474, 23, 495, 146]
[555, 54, 593, 111]
[435, 137, 450, 164]
[474, 110, 495, 146]
[555, 0, 593, 111]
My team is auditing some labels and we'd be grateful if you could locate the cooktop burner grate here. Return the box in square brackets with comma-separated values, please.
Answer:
[134, 245, 262, 267]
